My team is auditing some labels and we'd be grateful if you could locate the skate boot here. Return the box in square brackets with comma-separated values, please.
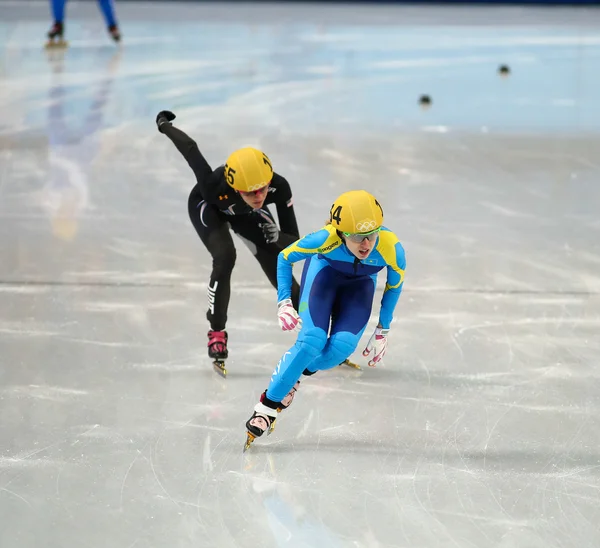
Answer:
[45, 22, 67, 49]
[208, 330, 228, 377]
[108, 25, 121, 43]
[244, 411, 277, 451]
[244, 395, 280, 452]
[243, 383, 299, 451]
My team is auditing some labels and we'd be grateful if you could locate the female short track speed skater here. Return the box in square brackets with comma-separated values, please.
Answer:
[46, 0, 121, 47]
[156, 110, 301, 376]
[243, 190, 406, 450]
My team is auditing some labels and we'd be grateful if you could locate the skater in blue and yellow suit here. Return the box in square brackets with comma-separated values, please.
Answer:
[244, 189, 406, 447]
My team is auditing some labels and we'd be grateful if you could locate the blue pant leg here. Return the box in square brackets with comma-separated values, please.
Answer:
[51, 0, 67, 22]
[306, 275, 376, 373]
[97, 0, 117, 27]
[266, 258, 338, 402]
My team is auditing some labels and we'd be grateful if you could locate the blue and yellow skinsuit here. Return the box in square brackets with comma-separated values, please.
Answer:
[266, 224, 406, 402]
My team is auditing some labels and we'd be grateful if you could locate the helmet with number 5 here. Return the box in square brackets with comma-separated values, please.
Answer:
[224, 147, 273, 192]
[329, 190, 384, 234]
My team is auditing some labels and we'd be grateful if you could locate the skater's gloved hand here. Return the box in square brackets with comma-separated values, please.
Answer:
[156, 110, 176, 133]
[255, 209, 279, 244]
[278, 299, 302, 332]
[260, 221, 279, 244]
[362, 326, 389, 367]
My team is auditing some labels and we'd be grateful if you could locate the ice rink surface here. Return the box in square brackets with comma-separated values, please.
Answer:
[1, 1, 600, 546]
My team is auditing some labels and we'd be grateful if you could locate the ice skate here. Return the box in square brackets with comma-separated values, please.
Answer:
[244, 411, 277, 452]
[208, 330, 228, 377]
[243, 383, 299, 451]
[45, 22, 67, 49]
[108, 25, 121, 43]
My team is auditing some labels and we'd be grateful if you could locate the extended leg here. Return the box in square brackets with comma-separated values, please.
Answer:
[188, 195, 236, 363]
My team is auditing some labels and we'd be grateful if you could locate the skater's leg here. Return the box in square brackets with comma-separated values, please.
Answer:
[245, 260, 340, 443]
[97, 0, 117, 28]
[304, 276, 376, 373]
[188, 195, 235, 331]
[265, 259, 339, 402]
[50, 0, 67, 23]
[47, 0, 67, 41]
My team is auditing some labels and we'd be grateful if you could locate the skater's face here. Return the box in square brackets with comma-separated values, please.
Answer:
[343, 230, 379, 260]
[238, 184, 270, 209]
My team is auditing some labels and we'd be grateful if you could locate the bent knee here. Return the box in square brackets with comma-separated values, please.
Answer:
[328, 332, 360, 358]
[212, 247, 236, 273]
[296, 327, 327, 356]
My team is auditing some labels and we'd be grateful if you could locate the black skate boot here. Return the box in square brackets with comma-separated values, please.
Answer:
[244, 395, 279, 452]
[108, 24, 121, 43]
[243, 383, 299, 452]
[46, 22, 67, 49]
[208, 330, 228, 377]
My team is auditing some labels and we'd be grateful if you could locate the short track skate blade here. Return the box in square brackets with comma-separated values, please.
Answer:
[243, 432, 256, 452]
[212, 360, 227, 377]
[45, 40, 68, 49]
[340, 358, 361, 370]
[267, 418, 277, 436]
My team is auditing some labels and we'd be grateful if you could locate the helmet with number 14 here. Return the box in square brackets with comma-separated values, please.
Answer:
[329, 190, 384, 236]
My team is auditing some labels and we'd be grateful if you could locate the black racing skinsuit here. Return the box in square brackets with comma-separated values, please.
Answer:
[160, 122, 301, 331]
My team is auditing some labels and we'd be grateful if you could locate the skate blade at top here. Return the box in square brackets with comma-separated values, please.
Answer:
[213, 360, 227, 377]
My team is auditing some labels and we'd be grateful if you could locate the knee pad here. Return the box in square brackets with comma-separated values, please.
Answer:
[296, 327, 327, 358]
[327, 331, 360, 363]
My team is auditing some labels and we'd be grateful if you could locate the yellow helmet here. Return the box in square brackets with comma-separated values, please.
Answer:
[224, 147, 273, 192]
[329, 190, 383, 234]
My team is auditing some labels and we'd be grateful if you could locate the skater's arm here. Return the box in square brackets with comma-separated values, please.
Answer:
[276, 226, 338, 301]
[160, 123, 213, 184]
[272, 174, 300, 242]
[156, 111, 213, 186]
[377, 231, 406, 329]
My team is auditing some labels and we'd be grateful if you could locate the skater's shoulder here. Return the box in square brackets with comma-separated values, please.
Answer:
[202, 166, 243, 204]
[263, 172, 292, 205]
[375, 227, 406, 265]
[270, 172, 291, 188]
[282, 225, 341, 257]
[377, 227, 404, 246]
[201, 165, 226, 194]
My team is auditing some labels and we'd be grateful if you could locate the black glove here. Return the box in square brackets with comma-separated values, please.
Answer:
[260, 221, 280, 244]
[255, 209, 279, 244]
[156, 110, 176, 133]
